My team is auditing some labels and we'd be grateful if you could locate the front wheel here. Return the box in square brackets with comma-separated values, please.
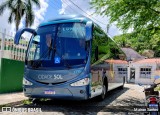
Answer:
[29, 98, 41, 105]
[98, 83, 107, 101]
[119, 77, 125, 89]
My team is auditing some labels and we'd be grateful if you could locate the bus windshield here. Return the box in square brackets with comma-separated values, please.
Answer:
[27, 23, 87, 69]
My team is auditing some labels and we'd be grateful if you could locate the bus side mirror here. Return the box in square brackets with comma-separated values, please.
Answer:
[85, 21, 93, 41]
[14, 28, 36, 45]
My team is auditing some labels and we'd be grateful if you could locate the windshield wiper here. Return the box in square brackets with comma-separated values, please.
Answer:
[32, 38, 56, 68]
[31, 48, 50, 68]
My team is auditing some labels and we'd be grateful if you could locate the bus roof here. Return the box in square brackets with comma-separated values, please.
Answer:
[39, 15, 92, 27]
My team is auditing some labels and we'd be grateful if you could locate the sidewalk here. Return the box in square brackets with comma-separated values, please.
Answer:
[0, 92, 28, 105]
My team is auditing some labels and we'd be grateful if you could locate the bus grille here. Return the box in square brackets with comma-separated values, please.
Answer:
[36, 81, 67, 85]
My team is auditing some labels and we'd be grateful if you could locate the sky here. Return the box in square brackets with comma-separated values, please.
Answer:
[0, 0, 122, 37]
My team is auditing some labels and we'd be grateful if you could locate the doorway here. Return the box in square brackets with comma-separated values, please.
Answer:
[130, 68, 135, 83]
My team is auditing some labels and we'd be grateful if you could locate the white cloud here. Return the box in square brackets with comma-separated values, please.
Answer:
[31, 0, 49, 29]
[0, 0, 49, 35]
[60, 0, 122, 37]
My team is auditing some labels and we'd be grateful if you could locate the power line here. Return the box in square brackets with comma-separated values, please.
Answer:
[49, 0, 107, 27]
[48, 0, 111, 36]
[67, 0, 108, 26]
[62, 0, 79, 14]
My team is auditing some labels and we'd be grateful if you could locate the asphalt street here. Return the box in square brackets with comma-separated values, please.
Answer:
[0, 84, 148, 115]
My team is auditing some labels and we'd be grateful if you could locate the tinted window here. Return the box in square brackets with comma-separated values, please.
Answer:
[27, 23, 87, 68]
[91, 25, 126, 64]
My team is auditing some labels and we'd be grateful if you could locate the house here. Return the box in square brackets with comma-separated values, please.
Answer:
[105, 60, 128, 82]
[127, 58, 160, 84]
[121, 47, 160, 84]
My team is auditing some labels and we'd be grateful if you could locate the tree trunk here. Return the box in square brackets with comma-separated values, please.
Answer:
[16, 20, 20, 31]
[25, 15, 28, 28]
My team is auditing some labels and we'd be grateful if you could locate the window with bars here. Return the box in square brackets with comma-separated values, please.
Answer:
[118, 68, 127, 74]
[140, 67, 151, 78]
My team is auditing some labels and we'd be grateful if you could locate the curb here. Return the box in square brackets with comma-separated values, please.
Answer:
[0, 100, 27, 107]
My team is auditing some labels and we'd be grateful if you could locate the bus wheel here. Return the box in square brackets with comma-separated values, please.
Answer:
[119, 77, 125, 89]
[98, 79, 107, 101]
[28, 98, 33, 101]
[31, 98, 41, 105]
[101, 84, 106, 99]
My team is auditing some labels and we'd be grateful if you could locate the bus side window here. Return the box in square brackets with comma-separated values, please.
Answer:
[91, 25, 97, 64]
[91, 24, 111, 64]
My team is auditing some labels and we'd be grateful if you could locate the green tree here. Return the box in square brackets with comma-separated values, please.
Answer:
[24, 0, 40, 27]
[0, 0, 40, 31]
[0, 0, 25, 31]
[91, 0, 160, 39]
[113, 32, 160, 57]
[113, 34, 131, 47]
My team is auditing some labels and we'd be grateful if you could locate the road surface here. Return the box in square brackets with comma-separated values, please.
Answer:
[1, 84, 147, 115]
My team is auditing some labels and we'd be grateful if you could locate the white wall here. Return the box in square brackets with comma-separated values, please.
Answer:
[130, 62, 156, 84]
[113, 63, 128, 82]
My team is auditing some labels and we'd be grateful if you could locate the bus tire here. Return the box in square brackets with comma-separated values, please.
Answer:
[98, 77, 108, 101]
[32, 98, 41, 105]
[28, 97, 33, 101]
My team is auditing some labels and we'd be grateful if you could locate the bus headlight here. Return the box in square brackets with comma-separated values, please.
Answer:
[23, 78, 33, 85]
[70, 78, 90, 86]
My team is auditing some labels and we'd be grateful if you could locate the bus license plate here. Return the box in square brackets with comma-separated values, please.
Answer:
[44, 90, 55, 94]
[148, 104, 159, 109]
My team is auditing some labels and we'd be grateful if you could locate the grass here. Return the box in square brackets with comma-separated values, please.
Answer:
[23, 100, 32, 105]
[0, 100, 25, 108]
[22, 98, 50, 105]
[154, 86, 160, 91]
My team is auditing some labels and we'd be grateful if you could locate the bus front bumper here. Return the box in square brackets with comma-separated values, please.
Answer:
[23, 85, 89, 100]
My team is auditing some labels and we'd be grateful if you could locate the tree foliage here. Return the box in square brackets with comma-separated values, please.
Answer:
[25, 0, 40, 27]
[91, 0, 160, 39]
[0, 0, 25, 31]
[0, 0, 40, 31]
[113, 32, 160, 57]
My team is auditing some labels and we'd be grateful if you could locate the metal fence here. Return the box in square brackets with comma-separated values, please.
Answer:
[0, 29, 28, 93]
[0, 29, 28, 61]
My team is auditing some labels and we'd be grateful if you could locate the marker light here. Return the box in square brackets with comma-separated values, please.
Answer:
[70, 78, 90, 86]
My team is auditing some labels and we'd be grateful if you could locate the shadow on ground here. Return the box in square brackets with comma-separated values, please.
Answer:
[14, 87, 144, 114]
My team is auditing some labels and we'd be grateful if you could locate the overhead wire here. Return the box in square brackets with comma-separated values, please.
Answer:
[48, 0, 111, 36]
[67, 0, 108, 26]
[62, 0, 79, 14]
[49, 0, 107, 26]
